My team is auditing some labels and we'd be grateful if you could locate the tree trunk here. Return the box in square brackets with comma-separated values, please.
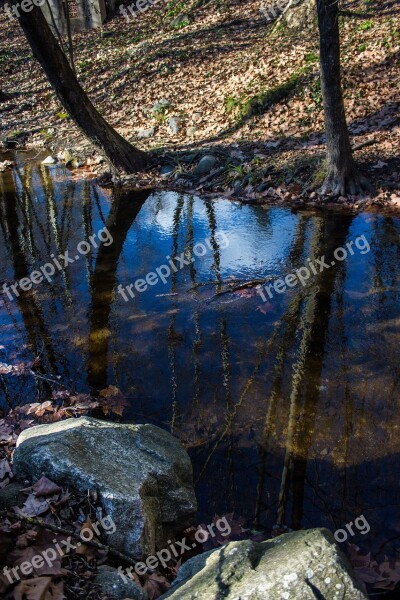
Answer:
[316, 0, 370, 195]
[17, 5, 149, 174]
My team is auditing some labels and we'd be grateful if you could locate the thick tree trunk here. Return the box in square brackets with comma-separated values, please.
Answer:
[17, 5, 149, 174]
[316, 0, 370, 195]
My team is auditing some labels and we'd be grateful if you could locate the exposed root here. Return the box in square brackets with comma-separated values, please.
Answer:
[318, 169, 374, 197]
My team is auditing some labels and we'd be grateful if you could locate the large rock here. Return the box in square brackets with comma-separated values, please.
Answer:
[13, 417, 197, 557]
[161, 528, 368, 599]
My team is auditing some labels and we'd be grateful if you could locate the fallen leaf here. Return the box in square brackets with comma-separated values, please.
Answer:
[22, 476, 62, 498]
[13, 577, 64, 600]
[144, 573, 170, 599]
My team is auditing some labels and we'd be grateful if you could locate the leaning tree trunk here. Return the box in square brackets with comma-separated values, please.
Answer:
[17, 5, 149, 174]
[316, 0, 370, 195]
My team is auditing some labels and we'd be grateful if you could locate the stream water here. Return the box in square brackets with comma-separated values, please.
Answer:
[1, 154, 400, 559]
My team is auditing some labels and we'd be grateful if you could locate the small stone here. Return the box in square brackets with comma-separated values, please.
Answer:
[0, 160, 15, 172]
[138, 126, 155, 139]
[168, 116, 181, 135]
[170, 13, 191, 28]
[186, 126, 197, 137]
[151, 99, 170, 116]
[42, 155, 57, 165]
[58, 149, 74, 165]
[194, 155, 217, 176]
[160, 165, 175, 178]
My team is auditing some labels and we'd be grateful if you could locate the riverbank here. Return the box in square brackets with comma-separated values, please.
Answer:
[0, 0, 399, 212]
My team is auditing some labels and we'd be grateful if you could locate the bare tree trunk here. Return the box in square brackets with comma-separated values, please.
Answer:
[18, 5, 149, 174]
[316, 0, 371, 195]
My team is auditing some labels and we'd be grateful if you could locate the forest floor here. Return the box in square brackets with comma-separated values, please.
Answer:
[0, 0, 399, 211]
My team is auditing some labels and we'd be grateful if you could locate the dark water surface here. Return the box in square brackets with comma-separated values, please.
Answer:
[1, 155, 400, 558]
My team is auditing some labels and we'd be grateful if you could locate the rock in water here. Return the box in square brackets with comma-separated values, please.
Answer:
[13, 417, 197, 556]
[160, 529, 368, 599]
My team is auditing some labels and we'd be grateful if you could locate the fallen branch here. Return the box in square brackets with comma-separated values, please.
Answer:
[352, 139, 377, 152]
[206, 277, 276, 302]
[0, 509, 140, 566]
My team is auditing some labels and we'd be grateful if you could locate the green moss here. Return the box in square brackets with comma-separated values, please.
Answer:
[304, 51, 319, 64]
[358, 20, 373, 31]
[166, 0, 187, 17]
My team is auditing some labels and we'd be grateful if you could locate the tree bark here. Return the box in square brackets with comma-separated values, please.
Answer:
[316, 0, 371, 195]
[17, 5, 149, 174]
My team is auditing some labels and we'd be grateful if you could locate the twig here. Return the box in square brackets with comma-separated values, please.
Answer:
[29, 370, 64, 387]
[0, 509, 140, 566]
[206, 277, 276, 302]
[352, 139, 377, 151]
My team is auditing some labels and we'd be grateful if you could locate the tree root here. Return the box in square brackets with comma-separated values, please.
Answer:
[319, 170, 374, 197]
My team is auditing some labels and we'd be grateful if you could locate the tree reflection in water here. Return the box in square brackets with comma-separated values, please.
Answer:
[1, 157, 400, 557]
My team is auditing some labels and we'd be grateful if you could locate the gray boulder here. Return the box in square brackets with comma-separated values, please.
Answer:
[13, 417, 197, 557]
[94, 565, 147, 600]
[161, 528, 368, 599]
[194, 155, 217, 176]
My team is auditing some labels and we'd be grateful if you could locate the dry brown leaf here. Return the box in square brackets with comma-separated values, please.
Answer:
[13, 577, 64, 600]
[22, 476, 62, 498]
[144, 573, 170, 599]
